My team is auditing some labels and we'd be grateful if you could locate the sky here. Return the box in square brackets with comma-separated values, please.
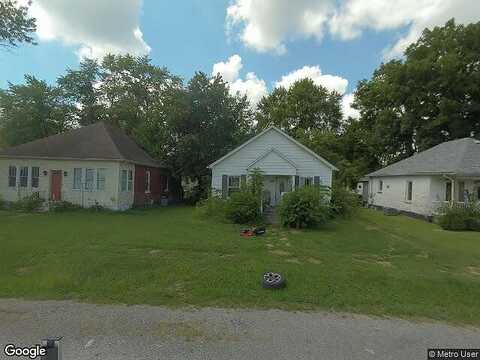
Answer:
[1, 0, 479, 118]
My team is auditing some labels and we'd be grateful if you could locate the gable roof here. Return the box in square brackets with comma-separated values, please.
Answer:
[247, 148, 298, 170]
[207, 126, 338, 170]
[0, 122, 164, 168]
[367, 137, 480, 177]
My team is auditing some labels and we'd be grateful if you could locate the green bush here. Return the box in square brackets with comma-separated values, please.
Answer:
[0, 195, 4, 210]
[331, 185, 361, 217]
[50, 201, 82, 213]
[225, 190, 261, 224]
[13, 193, 45, 212]
[438, 203, 480, 231]
[278, 186, 331, 229]
[196, 196, 228, 220]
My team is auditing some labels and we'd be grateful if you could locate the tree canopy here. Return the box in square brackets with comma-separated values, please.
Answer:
[0, 0, 36, 49]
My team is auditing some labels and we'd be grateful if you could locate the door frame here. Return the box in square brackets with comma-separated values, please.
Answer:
[50, 170, 63, 201]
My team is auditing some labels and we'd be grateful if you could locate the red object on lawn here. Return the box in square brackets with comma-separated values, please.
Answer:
[240, 229, 255, 237]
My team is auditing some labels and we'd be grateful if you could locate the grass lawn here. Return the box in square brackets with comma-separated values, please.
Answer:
[0, 207, 479, 325]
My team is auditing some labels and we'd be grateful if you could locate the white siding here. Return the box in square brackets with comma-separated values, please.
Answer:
[211, 128, 333, 193]
[0, 158, 135, 210]
[368, 176, 432, 215]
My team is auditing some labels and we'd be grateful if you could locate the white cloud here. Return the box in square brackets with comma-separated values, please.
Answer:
[341, 93, 360, 119]
[212, 54, 267, 106]
[29, 0, 151, 59]
[226, 0, 480, 58]
[226, 0, 334, 54]
[275, 65, 348, 94]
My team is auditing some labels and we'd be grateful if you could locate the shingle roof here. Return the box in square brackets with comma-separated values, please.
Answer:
[0, 122, 164, 168]
[367, 137, 480, 177]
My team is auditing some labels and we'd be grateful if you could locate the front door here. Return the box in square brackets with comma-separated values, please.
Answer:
[50, 170, 62, 201]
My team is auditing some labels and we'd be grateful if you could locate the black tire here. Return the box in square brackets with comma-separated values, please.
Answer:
[262, 272, 286, 289]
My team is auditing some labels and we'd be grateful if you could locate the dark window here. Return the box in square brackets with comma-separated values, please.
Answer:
[31, 167, 40, 188]
[8, 166, 16, 187]
[406, 181, 413, 201]
[19, 167, 28, 187]
[145, 170, 151, 192]
[446, 182, 452, 201]
[228, 176, 240, 195]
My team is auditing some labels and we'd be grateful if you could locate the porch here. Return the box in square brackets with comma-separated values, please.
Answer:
[432, 176, 480, 214]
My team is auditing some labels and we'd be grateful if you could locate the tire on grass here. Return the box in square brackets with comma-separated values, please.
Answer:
[262, 272, 286, 289]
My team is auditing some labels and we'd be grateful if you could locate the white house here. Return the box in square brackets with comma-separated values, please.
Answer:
[0, 122, 171, 210]
[366, 137, 480, 217]
[208, 126, 337, 206]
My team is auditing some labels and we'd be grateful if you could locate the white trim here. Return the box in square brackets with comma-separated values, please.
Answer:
[207, 126, 338, 171]
[246, 148, 298, 170]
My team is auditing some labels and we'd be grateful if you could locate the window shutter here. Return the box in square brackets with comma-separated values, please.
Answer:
[222, 175, 228, 199]
[240, 174, 247, 187]
[294, 176, 299, 189]
[314, 176, 320, 186]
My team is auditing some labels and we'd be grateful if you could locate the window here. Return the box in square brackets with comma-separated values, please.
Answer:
[406, 181, 413, 201]
[85, 169, 95, 191]
[31, 167, 40, 188]
[145, 170, 151, 192]
[19, 167, 28, 187]
[73, 168, 82, 190]
[8, 166, 16, 187]
[378, 180, 383, 193]
[458, 181, 465, 202]
[164, 176, 169, 192]
[128, 170, 133, 191]
[304, 177, 313, 186]
[228, 176, 240, 195]
[97, 168, 106, 191]
[120, 170, 128, 191]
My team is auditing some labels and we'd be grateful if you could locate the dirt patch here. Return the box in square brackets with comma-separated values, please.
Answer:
[466, 266, 480, 276]
[280, 237, 289, 241]
[269, 250, 291, 256]
[416, 253, 429, 259]
[285, 258, 302, 264]
[375, 260, 393, 267]
[149, 249, 161, 255]
[265, 243, 275, 248]
[16, 267, 32, 275]
[353, 255, 393, 268]
[365, 225, 379, 231]
[285, 242, 292, 247]
[307, 257, 321, 265]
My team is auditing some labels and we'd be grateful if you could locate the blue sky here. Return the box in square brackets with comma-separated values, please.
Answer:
[1, 0, 478, 116]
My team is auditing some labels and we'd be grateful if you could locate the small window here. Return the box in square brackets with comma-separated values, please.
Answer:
[127, 170, 133, 191]
[19, 166, 28, 187]
[378, 180, 383, 193]
[145, 170, 151, 192]
[31, 167, 40, 188]
[8, 166, 16, 187]
[304, 177, 313, 186]
[73, 168, 82, 190]
[228, 176, 240, 195]
[445, 181, 452, 201]
[406, 181, 413, 201]
[120, 170, 128, 191]
[97, 168, 106, 191]
[164, 176, 169, 192]
[85, 169, 95, 191]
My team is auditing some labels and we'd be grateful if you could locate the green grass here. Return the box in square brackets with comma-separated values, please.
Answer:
[0, 207, 479, 325]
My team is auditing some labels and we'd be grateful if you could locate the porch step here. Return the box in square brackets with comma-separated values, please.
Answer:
[263, 207, 279, 224]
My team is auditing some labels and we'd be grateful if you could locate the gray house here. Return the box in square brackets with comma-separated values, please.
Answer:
[366, 137, 480, 216]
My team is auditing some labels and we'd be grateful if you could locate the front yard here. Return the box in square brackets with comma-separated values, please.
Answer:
[0, 207, 479, 325]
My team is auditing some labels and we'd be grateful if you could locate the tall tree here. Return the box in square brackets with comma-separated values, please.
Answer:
[0, 75, 74, 146]
[256, 78, 343, 137]
[0, 0, 36, 49]
[355, 19, 480, 165]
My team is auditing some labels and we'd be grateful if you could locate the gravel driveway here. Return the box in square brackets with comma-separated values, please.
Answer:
[0, 299, 479, 360]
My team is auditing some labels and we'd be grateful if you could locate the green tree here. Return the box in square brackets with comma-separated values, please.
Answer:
[0, 0, 36, 49]
[0, 76, 74, 146]
[256, 78, 343, 137]
[355, 19, 480, 165]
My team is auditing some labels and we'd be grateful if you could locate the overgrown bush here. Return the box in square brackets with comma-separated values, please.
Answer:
[13, 193, 45, 212]
[225, 190, 261, 224]
[438, 202, 480, 231]
[49, 201, 82, 213]
[278, 186, 331, 229]
[196, 196, 228, 220]
[331, 185, 361, 217]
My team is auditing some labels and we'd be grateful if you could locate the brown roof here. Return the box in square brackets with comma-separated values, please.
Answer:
[0, 122, 164, 168]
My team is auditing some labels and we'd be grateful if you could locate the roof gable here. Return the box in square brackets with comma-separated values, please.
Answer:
[367, 137, 480, 177]
[0, 122, 163, 168]
[208, 126, 338, 170]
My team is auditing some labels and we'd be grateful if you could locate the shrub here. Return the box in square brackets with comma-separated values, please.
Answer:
[438, 202, 480, 231]
[0, 195, 4, 210]
[331, 185, 361, 217]
[196, 196, 228, 221]
[13, 193, 45, 212]
[50, 201, 82, 213]
[225, 190, 261, 224]
[278, 186, 331, 229]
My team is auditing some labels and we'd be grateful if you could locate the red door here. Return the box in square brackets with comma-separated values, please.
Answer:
[50, 170, 62, 201]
